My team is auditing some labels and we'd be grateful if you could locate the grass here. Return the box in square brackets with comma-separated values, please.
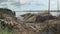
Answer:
[0, 21, 14, 34]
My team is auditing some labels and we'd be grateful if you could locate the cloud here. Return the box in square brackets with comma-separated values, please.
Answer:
[0, 0, 8, 2]
[8, 0, 19, 2]
[20, 0, 28, 4]
[0, 2, 8, 8]
[50, 0, 57, 10]
[0, 0, 60, 11]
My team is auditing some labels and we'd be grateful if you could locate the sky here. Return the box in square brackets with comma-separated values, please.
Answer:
[0, 0, 60, 11]
[0, 0, 60, 17]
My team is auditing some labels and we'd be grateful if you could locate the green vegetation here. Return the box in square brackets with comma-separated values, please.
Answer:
[0, 8, 12, 11]
[0, 8, 15, 34]
[0, 8, 15, 16]
[0, 21, 14, 34]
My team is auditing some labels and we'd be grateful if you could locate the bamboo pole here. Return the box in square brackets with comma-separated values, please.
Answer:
[56, 0, 59, 34]
[57, 0, 60, 16]
[57, 0, 59, 11]
[48, 0, 50, 13]
[46, 0, 50, 34]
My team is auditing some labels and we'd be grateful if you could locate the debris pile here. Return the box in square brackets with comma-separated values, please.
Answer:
[0, 8, 60, 34]
[0, 8, 17, 30]
[19, 13, 60, 34]
[21, 13, 56, 23]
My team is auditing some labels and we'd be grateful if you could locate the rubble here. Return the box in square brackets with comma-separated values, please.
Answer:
[19, 12, 60, 34]
[0, 8, 60, 34]
[0, 8, 17, 30]
[21, 12, 56, 23]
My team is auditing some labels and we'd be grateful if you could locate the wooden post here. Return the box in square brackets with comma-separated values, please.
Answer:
[57, 0, 59, 11]
[57, 0, 60, 16]
[48, 0, 50, 13]
[46, 0, 50, 34]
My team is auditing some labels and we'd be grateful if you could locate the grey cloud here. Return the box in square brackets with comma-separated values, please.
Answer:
[10, 2, 20, 6]
[0, 0, 8, 2]
[0, 2, 8, 8]
[0, 5, 8, 8]
[7, 2, 21, 8]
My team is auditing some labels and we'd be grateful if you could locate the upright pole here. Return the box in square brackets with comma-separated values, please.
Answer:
[48, 0, 50, 13]
[46, 0, 50, 34]
[57, 0, 59, 16]
[57, 0, 59, 11]
[56, 0, 59, 34]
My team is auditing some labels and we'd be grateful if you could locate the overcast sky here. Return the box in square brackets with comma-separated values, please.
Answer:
[0, 0, 60, 17]
[0, 0, 60, 11]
